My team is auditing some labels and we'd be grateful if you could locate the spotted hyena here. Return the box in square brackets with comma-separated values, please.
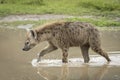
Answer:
[22, 21, 111, 63]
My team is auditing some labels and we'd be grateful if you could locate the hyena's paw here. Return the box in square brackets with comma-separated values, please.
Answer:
[62, 58, 68, 63]
[37, 57, 41, 63]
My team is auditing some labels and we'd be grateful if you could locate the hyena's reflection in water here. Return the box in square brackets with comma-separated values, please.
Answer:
[93, 64, 109, 80]
[36, 64, 109, 80]
[80, 64, 109, 80]
[37, 67, 58, 80]
[37, 64, 69, 80]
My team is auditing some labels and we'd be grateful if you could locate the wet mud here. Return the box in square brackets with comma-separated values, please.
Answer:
[0, 28, 120, 80]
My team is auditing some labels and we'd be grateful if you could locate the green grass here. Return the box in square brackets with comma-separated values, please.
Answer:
[0, 0, 120, 17]
[65, 17, 120, 27]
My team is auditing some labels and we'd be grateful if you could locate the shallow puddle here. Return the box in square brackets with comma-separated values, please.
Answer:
[36, 64, 120, 80]
[0, 28, 120, 80]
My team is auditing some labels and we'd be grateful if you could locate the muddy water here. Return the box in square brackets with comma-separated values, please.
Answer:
[0, 28, 120, 80]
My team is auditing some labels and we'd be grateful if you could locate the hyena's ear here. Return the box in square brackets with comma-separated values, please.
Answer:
[30, 30, 37, 40]
[26, 29, 37, 40]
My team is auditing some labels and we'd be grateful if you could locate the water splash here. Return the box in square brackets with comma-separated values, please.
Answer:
[31, 54, 120, 67]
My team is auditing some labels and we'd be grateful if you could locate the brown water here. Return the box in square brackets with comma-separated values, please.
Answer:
[0, 28, 120, 80]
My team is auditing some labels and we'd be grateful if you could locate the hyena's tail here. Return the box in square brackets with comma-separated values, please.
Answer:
[89, 28, 111, 62]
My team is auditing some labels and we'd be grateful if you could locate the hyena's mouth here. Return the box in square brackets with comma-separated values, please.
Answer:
[22, 47, 31, 51]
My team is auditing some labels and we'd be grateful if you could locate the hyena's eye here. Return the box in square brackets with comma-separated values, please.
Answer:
[26, 42, 29, 44]
[25, 41, 29, 45]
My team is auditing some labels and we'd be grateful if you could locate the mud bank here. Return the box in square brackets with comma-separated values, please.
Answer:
[0, 14, 97, 22]
[0, 14, 74, 22]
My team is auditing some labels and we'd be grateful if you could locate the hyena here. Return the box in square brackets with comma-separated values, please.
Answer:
[22, 21, 111, 63]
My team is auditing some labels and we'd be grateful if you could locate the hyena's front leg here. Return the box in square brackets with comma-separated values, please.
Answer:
[62, 48, 69, 63]
[37, 44, 57, 62]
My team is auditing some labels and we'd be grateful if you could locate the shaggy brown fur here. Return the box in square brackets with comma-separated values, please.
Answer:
[23, 21, 111, 63]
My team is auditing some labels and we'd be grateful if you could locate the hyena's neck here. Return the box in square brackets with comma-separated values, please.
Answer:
[36, 28, 52, 42]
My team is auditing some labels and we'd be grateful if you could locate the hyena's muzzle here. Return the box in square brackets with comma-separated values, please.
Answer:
[22, 42, 35, 51]
[22, 44, 30, 51]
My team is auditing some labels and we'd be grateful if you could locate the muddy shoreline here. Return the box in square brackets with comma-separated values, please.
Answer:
[0, 14, 95, 22]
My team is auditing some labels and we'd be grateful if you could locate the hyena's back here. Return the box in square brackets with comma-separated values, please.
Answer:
[48, 21, 100, 49]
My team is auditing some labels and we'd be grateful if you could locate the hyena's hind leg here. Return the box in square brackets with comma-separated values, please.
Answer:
[91, 47, 111, 62]
[89, 29, 111, 62]
[89, 39, 111, 62]
[80, 44, 90, 63]
[37, 43, 58, 62]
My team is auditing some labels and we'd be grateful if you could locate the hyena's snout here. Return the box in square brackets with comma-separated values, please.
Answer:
[22, 46, 30, 51]
[22, 41, 36, 51]
[22, 44, 31, 51]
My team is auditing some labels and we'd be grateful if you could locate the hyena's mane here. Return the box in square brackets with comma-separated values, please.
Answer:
[35, 21, 66, 32]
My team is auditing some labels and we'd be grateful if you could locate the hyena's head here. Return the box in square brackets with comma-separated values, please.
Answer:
[22, 29, 38, 51]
